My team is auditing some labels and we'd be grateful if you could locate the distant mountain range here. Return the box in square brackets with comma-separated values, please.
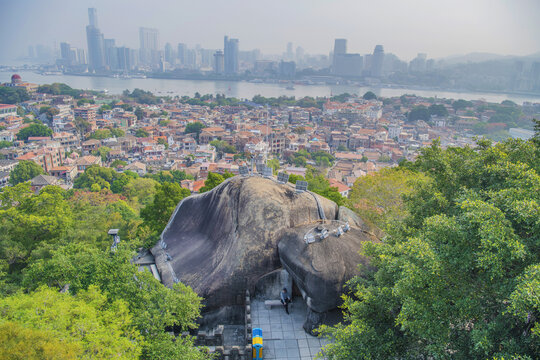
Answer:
[439, 52, 540, 65]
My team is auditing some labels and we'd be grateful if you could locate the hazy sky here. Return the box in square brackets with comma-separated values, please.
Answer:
[1, 0, 539, 62]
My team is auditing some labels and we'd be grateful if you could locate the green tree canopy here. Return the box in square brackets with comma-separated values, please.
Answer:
[135, 128, 150, 138]
[17, 123, 52, 141]
[140, 182, 191, 235]
[199, 171, 234, 193]
[452, 99, 473, 111]
[362, 91, 377, 100]
[0, 87, 29, 104]
[185, 122, 206, 140]
[89, 129, 112, 140]
[408, 105, 431, 121]
[320, 138, 540, 359]
[428, 103, 449, 117]
[0, 285, 142, 359]
[9, 160, 45, 185]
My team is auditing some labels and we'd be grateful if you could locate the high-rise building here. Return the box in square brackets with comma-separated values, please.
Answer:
[224, 36, 239, 75]
[139, 27, 159, 65]
[332, 39, 347, 73]
[371, 45, 384, 77]
[334, 39, 347, 55]
[279, 60, 296, 78]
[286, 42, 294, 60]
[60, 42, 71, 62]
[164, 43, 175, 64]
[86, 8, 105, 71]
[77, 49, 87, 65]
[88, 8, 98, 27]
[334, 54, 363, 77]
[214, 50, 224, 74]
[295, 46, 305, 63]
[332, 38, 362, 77]
[103, 38, 116, 68]
[409, 53, 427, 73]
[177, 43, 187, 66]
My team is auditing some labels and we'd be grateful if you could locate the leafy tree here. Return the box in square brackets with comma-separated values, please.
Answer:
[267, 158, 280, 174]
[146, 170, 193, 184]
[408, 105, 430, 121]
[347, 168, 422, 231]
[134, 107, 144, 120]
[109, 128, 125, 138]
[185, 122, 206, 140]
[452, 99, 473, 111]
[76, 98, 95, 106]
[362, 91, 377, 100]
[141, 182, 191, 234]
[74, 165, 119, 190]
[292, 126, 306, 134]
[0, 285, 142, 359]
[0, 322, 81, 360]
[23, 244, 206, 359]
[89, 129, 112, 140]
[330, 93, 352, 103]
[0, 87, 29, 104]
[74, 116, 92, 137]
[16, 123, 52, 141]
[0, 140, 12, 149]
[123, 88, 160, 105]
[157, 137, 169, 149]
[321, 138, 540, 359]
[428, 103, 448, 117]
[111, 173, 132, 194]
[135, 128, 150, 138]
[210, 140, 236, 156]
[9, 160, 45, 185]
[99, 104, 112, 113]
[37, 83, 84, 97]
[0, 185, 73, 290]
[111, 159, 127, 168]
[39, 106, 59, 121]
[124, 177, 159, 209]
[92, 146, 112, 162]
[199, 171, 234, 193]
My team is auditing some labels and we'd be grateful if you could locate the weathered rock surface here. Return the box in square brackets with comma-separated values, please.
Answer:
[278, 225, 378, 314]
[152, 176, 338, 309]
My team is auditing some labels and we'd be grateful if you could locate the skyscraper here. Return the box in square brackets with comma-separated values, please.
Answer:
[88, 8, 98, 27]
[86, 8, 105, 71]
[164, 43, 174, 64]
[371, 45, 385, 77]
[224, 36, 239, 75]
[334, 39, 347, 55]
[103, 38, 116, 69]
[214, 50, 224, 74]
[60, 42, 71, 62]
[332, 39, 347, 73]
[177, 43, 187, 66]
[286, 42, 294, 60]
[139, 27, 159, 65]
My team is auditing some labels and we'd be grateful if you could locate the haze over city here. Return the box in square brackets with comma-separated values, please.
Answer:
[1, 0, 539, 62]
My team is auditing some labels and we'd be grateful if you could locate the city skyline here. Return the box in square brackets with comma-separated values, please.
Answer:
[1, 0, 539, 64]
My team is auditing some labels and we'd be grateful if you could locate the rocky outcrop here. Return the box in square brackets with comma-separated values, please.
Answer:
[152, 176, 338, 309]
[152, 175, 380, 332]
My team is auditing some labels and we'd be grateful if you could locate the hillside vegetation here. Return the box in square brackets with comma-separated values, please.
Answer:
[322, 122, 540, 359]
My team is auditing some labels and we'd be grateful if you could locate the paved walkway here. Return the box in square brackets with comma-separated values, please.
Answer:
[251, 297, 330, 360]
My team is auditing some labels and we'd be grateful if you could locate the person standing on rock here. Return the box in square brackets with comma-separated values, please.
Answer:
[280, 288, 291, 314]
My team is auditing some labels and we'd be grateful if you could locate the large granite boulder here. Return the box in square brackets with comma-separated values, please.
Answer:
[152, 176, 338, 309]
[277, 224, 379, 333]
